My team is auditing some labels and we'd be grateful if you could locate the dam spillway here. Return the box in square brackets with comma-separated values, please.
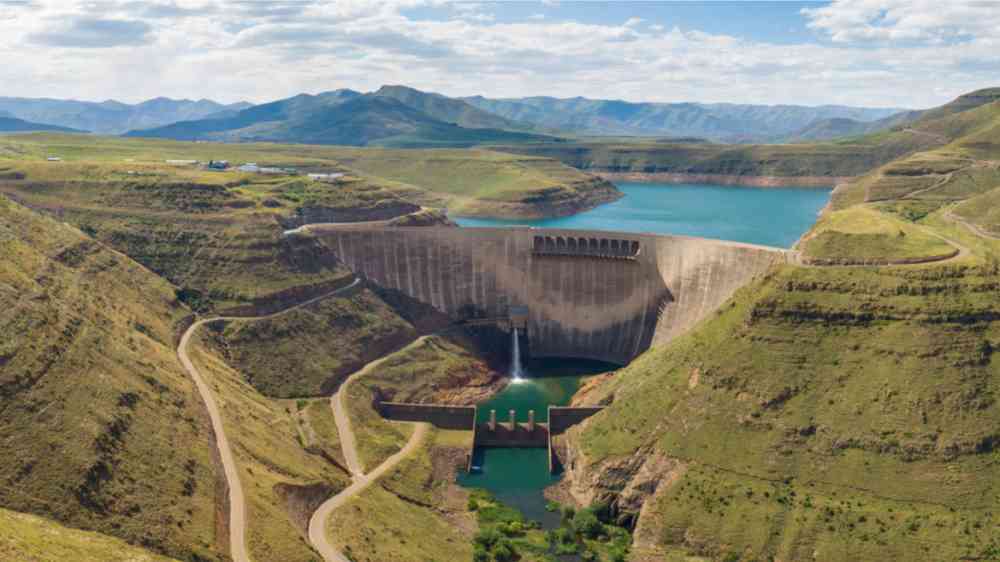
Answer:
[304, 225, 787, 365]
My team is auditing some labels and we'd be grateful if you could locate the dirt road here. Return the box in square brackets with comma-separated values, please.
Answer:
[177, 278, 360, 562]
[308, 336, 433, 562]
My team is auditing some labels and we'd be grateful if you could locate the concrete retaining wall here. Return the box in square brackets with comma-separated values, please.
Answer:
[378, 402, 476, 430]
[548, 406, 606, 434]
[306, 226, 785, 364]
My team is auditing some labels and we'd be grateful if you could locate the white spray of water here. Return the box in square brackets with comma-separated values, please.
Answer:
[511, 327, 525, 381]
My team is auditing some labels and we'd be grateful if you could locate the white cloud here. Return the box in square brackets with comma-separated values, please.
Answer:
[803, 0, 1000, 43]
[624, 17, 643, 27]
[0, 0, 995, 108]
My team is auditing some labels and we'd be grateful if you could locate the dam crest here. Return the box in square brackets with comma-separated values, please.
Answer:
[301, 225, 787, 365]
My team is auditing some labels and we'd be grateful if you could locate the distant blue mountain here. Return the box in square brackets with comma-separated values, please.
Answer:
[0, 96, 253, 135]
[0, 116, 84, 133]
[462, 95, 913, 142]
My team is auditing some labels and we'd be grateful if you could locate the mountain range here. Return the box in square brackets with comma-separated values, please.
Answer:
[2, 86, 920, 146]
[0, 96, 252, 135]
[0, 115, 83, 133]
[124, 85, 553, 147]
[463, 95, 912, 142]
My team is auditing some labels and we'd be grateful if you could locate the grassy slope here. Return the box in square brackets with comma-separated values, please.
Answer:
[0, 508, 177, 562]
[353, 333, 503, 404]
[210, 287, 418, 398]
[345, 333, 502, 471]
[567, 97, 1000, 562]
[574, 264, 1000, 561]
[187, 335, 351, 562]
[0, 196, 224, 561]
[302, 398, 347, 468]
[325, 427, 475, 562]
[800, 206, 955, 263]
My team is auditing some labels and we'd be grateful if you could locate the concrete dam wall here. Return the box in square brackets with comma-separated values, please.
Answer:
[304, 226, 786, 364]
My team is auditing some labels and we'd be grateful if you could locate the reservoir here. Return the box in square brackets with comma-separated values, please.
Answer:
[455, 181, 832, 249]
[456, 182, 831, 524]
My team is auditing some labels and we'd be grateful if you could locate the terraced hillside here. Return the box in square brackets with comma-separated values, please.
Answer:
[557, 90, 1000, 561]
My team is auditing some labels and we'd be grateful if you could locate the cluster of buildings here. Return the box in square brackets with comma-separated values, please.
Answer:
[158, 158, 344, 184]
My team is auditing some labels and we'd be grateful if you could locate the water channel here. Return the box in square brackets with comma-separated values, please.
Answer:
[455, 182, 831, 526]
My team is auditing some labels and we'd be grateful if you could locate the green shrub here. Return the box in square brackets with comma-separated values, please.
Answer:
[573, 509, 602, 539]
[492, 539, 515, 562]
[473, 528, 501, 549]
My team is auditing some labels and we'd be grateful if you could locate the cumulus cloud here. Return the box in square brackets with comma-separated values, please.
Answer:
[0, 0, 996, 108]
[803, 0, 1000, 43]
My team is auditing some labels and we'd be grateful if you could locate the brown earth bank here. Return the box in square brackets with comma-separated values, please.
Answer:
[278, 200, 422, 229]
[597, 172, 848, 188]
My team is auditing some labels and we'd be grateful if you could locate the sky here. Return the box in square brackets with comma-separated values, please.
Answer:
[0, 0, 998, 109]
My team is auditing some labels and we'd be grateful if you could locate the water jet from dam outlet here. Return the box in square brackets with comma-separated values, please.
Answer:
[510, 327, 525, 382]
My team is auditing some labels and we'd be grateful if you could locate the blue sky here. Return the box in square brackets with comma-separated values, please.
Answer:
[408, 1, 829, 44]
[0, 1, 997, 109]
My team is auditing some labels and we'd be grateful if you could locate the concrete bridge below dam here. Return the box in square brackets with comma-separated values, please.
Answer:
[298, 225, 788, 365]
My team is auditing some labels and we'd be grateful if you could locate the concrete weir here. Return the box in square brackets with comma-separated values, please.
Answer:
[304, 225, 787, 365]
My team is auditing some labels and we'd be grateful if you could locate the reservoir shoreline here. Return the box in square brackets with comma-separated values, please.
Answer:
[595, 171, 850, 188]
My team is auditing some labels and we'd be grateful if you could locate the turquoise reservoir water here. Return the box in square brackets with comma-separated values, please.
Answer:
[455, 182, 831, 249]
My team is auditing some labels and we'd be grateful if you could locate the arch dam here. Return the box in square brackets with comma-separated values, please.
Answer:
[299, 225, 789, 365]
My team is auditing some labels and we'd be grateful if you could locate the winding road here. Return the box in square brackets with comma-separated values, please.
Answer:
[308, 335, 433, 562]
[176, 278, 361, 562]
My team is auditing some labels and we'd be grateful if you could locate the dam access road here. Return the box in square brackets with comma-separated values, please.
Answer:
[177, 278, 363, 562]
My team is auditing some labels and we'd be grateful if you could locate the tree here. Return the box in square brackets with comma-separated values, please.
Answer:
[573, 508, 603, 539]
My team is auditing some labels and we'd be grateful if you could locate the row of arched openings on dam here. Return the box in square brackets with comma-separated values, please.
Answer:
[532, 235, 640, 259]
